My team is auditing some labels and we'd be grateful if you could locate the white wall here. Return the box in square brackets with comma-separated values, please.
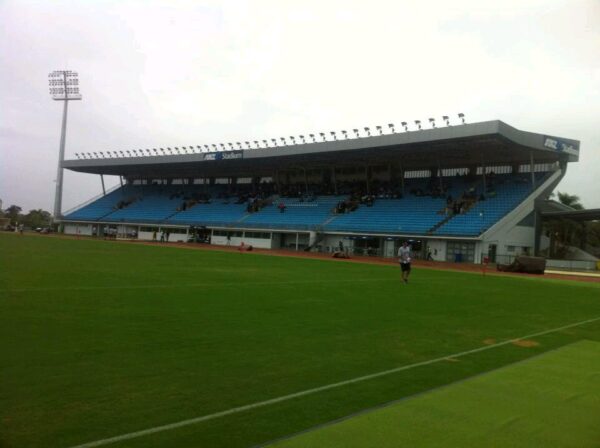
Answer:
[211, 234, 273, 249]
[482, 170, 562, 263]
[383, 239, 396, 258]
[64, 223, 93, 236]
[321, 234, 353, 253]
[427, 239, 447, 261]
[484, 224, 535, 260]
[138, 230, 157, 241]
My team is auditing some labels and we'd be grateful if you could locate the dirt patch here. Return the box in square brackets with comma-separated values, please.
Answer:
[482, 338, 497, 345]
[512, 339, 540, 348]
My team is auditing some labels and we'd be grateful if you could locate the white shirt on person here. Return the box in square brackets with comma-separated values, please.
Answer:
[398, 246, 411, 264]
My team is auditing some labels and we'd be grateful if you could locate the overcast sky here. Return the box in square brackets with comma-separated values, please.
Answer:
[1, 0, 599, 213]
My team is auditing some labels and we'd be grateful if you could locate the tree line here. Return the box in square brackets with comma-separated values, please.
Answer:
[1, 205, 53, 230]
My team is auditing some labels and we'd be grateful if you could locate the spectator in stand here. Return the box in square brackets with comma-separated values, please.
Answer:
[278, 202, 286, 213]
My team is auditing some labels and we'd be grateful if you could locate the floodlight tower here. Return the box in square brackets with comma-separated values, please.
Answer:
[48, 70, 81, 220]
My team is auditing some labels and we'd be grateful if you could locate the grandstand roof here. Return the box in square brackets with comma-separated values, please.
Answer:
[63, 120, 580, 179]
[541, 208, 600, 221]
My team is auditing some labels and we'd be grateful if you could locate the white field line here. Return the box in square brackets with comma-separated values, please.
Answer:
[2, 278, 387, 293]
[68, 316, 600, 448]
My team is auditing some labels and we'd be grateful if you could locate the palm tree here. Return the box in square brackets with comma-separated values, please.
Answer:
[556, 191, 584, 210]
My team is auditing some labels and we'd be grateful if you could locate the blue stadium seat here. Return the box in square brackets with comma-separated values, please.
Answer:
[63, 173, 549, 237]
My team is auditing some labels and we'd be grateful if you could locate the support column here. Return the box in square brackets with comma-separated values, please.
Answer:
[399, 162, 405, 196]
[332, 166, 338, 195]
[534, 207, 542, 256]
[530, 151, 536, 189]
[295, 232, 299, 251]
[365, 164, 371, 194]
[303, 168, 308, 194]
[481, 155, 486, 193]
[581, 222, 588, 251]
[100, 174, 106, 195]
[53, 96, 69, 220]
[275, 170, 281, 194]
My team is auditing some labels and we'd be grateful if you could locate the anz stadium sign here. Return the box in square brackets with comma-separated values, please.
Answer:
[543, 136, 579, 156]
[203, 150, 243, 161]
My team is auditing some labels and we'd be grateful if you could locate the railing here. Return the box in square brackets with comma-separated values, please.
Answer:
[546, 259, 598, 272]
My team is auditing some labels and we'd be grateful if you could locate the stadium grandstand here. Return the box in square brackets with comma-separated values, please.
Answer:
[61, 119, 580, 264]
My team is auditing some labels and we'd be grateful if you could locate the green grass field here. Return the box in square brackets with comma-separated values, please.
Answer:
[273, 340, 600, 447]
[1, 233, 599, 448]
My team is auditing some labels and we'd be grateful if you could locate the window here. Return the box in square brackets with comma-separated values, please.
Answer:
[446, 241, 475, 263]
[506, 245, 515, 252]
[244, 232, 271, 239]
[161, 227, 186, 234]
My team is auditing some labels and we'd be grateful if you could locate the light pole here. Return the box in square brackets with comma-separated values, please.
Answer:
[49, 70, 81, 221]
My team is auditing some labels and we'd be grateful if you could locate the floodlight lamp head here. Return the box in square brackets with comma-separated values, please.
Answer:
[458, 113, 465, 124]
